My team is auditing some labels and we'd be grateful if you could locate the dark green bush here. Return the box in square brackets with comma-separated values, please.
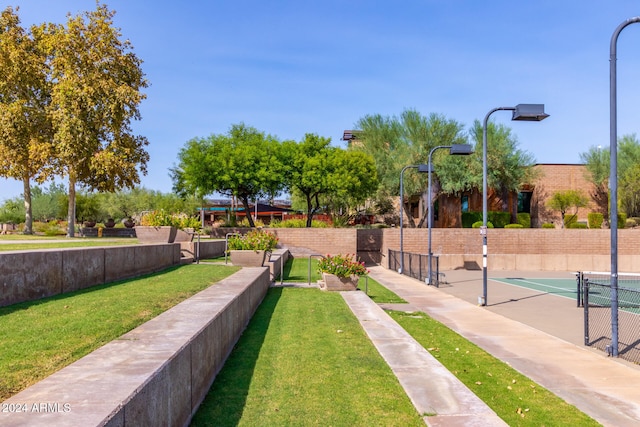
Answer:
[488, 212, 510, 228]
[462, 212, 483, 228]
[587, 212, 604, 229]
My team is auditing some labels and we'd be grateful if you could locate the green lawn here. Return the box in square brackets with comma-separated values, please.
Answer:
[190, 287, 424, 427]
[389, 310, 600, 426]
[0, 263, 239, 400]
[281, 256, 407, 303]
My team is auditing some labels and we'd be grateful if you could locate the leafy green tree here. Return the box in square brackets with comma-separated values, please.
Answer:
[31, 183, 67, 221]
[579, 145, 609, 223]
[0, 7, 55, 234]
[546, 190, 589, 228]
[281, 134, 337, 227]
[172, 123, 285, 228]
[41, 3, 149, 236]
[468, 120, 538, 222]
[354, 109, 466, 228]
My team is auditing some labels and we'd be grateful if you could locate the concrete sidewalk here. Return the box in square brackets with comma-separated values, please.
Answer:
[363, 266, 640, 427]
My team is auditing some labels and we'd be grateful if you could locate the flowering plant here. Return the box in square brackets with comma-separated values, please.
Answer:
[227, 229, 278, 251]
[317, 254, 368, 277]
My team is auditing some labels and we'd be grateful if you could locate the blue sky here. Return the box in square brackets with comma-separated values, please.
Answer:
[2, 1, 640, 202]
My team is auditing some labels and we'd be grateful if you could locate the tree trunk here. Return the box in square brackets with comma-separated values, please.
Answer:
[403, 201, 417, 228]
[67, 176, 76, 237]
[240, 196, 255, 227]
[22, 176, 33, 235]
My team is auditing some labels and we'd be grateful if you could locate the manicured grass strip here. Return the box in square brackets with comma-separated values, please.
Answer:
[0, 240, 139, 251]
[281, 257, 407, 304]
[191, 288, 424, 427]
[389, 311, 600, 426]
[0, 264, 239, 401]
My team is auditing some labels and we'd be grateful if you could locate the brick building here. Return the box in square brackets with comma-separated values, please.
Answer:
[426, 163, 598, 228]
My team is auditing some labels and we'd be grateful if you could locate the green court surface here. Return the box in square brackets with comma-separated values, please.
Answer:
[493, 275, 579, 300]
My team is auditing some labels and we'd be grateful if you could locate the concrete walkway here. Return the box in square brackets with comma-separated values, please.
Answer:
[359, 266, 640, 427]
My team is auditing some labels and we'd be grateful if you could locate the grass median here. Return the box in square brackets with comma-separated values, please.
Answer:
[0, 263, 239, 401]
[191, 287, 424, 426]
[389, 310, 600, 426]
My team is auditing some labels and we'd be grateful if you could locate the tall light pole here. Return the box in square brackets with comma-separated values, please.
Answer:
[399, 164, 429, 274]
[609, 17, 640, 357]
[427, 144, 473, 285]
[481, 104, 549, 306]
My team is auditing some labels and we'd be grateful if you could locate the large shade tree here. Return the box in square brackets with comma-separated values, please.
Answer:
[354, 109, 466, 227]
[281, 134, 378, 227]
[0, 7, 55, 234]
[172, 123, 285, 228]
[467, 120, 538, 222]
[41, 3, 149, 236]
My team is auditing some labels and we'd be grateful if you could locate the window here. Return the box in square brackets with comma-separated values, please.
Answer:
[461, 195, 469, 213]
[518, 191, 532, 213]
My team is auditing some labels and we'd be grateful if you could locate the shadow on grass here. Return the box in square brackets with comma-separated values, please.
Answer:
[191, 287, 282, 426]
[0, 265, 189, 316]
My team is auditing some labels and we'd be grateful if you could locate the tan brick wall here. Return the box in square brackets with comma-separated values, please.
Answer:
[380, 228, 640, 272]
[531, 164, 598, 226]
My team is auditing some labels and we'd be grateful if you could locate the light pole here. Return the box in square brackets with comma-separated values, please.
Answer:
[427, 144, 474, 285]
[399, 164, 429, 274]
[481, 104, 549, 306]
[609, 17, 640, 357]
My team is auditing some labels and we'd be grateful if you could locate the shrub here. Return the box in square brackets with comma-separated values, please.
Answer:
[317, 254, 368, 277]
[239, 217, 265, 228]
[516, 213, 531, 228]
[140, 210, 201, 231]
[542, 223, 555, 229]
[628, 217, 640, 228]
[462, 212, 482, 228]
[269, 219, 329, 228]
[489, 212, 511, 228]
[505, 223, 524, 228]
[626, 218, 637, 228]
[568, 222, 588, 229]
[588, 212, 604, 229]
[472, 221, 493, 228]
[227, 229, 278, 251]
[563, 214, 577, 228]
[618, 213, 627, 229]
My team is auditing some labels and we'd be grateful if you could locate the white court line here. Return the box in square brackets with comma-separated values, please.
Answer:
[491, 278, 577, 301]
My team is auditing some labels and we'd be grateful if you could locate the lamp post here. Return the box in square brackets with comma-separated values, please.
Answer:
[609, 17, 640, 357]
[481, 104, 549, 306]
[427, 144, 474, 285]
[399, 164, 429, 274]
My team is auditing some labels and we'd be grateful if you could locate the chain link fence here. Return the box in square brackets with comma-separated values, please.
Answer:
[579, 271, 640, 363]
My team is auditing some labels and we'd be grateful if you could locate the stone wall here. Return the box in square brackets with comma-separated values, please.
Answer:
[0, 267, 271, 427]
[0, 244, 180, 307]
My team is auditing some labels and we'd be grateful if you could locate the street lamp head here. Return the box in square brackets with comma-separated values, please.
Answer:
[449, 144, 474, 155]
[512, 104, 549, 121]
[416, 164, 430, 173]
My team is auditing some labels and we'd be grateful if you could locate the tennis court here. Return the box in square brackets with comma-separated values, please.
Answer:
[492, 275, 579, 302]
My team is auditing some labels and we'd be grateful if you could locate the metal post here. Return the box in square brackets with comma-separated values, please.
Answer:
[609, 17, 640, 357]
[399, 166, 408, 274]
[482, 108, 515, 305]
[428, 146, 450, 285]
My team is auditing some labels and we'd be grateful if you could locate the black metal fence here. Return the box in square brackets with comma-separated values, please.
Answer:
[579, 271, 640, 363]
[388, 249, 440, 287]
